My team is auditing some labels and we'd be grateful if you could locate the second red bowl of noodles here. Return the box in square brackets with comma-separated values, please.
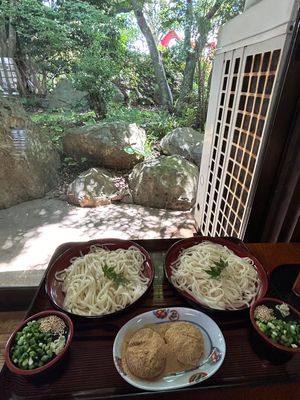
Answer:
[45, 239, 155, 318]
[164, 237, 268, 312]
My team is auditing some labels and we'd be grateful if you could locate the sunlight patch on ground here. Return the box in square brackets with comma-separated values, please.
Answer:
[0, 199, 196, 285]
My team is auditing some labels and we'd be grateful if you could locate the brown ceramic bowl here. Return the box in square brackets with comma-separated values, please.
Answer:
[165, 236, 268, 311]
[5, 310, 73, 376]
[45, 238, 155, 318]
[250, 297, 300, 353]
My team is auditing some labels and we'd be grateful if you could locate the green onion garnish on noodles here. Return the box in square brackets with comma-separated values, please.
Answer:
[103, 265, 129, 287]
[206, 258, 229, 279]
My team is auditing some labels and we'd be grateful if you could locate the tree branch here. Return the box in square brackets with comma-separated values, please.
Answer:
[205, 0, 223, 20]
[131, 0, 173, 111]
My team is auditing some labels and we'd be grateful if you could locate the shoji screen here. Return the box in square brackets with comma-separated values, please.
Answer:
[194, 0, 299, 238]
[0, 57, 19, 96]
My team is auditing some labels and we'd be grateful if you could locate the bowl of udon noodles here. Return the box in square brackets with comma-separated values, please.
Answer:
[45, 239, 155, 318]
[164, 237, 268, 312]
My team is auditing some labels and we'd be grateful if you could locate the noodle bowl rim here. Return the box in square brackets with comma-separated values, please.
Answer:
[164, 237, 268, 311]
[45, 239, 155, 318]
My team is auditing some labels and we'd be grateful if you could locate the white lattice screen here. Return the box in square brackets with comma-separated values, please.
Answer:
[194, 0, 299, 238]
[0, 57, 19, 96]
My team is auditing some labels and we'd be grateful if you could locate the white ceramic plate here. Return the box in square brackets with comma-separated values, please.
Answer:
[113, 307, 226, 391]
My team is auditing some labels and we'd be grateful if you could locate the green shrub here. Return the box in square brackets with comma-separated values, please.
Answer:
[31, 110, 97, 151]
[105, 106, 188, 142]
[30, 106, 196, 157]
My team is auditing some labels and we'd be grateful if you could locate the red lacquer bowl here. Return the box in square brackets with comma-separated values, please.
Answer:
[164, 236, 268, 311]
[250, 297, 300, 353]
[5, 310, 73, 376]
[45, 238, 155, 318]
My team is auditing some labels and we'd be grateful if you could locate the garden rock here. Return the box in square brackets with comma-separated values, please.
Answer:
[45, 79, 89, 111]
[160, 127, 204, 166]
[111, 84, 125, 104]
[63, 122, 146, 170]
[128, 155, 199, 211]
[0, 98, 60, 209]
[67, 168, 128, 207]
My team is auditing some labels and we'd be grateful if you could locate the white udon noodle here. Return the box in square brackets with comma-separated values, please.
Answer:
[55, 245, 150, 316]
[170, 241, 260, 310]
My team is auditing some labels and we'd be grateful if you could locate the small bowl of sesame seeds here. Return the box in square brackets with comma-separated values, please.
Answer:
[250, 297, 300, 354]
[5, 310, 73, 376]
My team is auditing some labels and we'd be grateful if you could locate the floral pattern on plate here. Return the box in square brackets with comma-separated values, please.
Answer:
[209, 347, 222, 364]
[153, 308, 179, 321]
[189, 372, 208, 383]
[168, 309, 179, 321]
[153, 309, 169, 319]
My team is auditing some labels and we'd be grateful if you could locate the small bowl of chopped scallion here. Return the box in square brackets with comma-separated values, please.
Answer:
[5, 310, 73, 376]
[250, 298, 300, 354]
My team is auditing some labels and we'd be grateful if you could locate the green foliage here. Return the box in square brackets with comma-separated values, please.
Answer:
[31, 110, 96, 151]
[31, 110, 96, 127]
[4, 0, 126, 104]
[3, 0, 64, 59]
[31, 109, 95, 170]
[105, 105, 189, 141]
[30, 103, 198, 173]
[69, 9, 127, 118]
[123, 144, 151, 158]
[12, 0, 246, 129]
[30, 106, 190, 153]
[20, 96, 44, 110]
[5, 0, 96, 76]
[162, 50, 185, 97]
[62, 155, 88, 168]
[114, 47, 183, 112]
[170, 0, 243, 116]
[72, 22, 125, 114]
[158, 0, 245, 33]
[6, 0, 244, 120]
[115, 51, 157, 106]
[143, 112, 185, 141]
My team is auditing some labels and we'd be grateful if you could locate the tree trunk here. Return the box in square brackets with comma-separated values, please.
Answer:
[131, 0, 173, 112]
[0, 7, 16, 57]
[175, 0, 222, 115]
[0, 0, 22, 96]
[15, 50, 35, 96]
[7, 11, 16, 58]
[175, 51, 198, 114]
[175, 0, 198, 115]
[0, 0, 17, 57]
[196, 57, 208, 131]
[89, 91, 107, 120]
[176, 29, 207, 115]
[0, 23, 8, 56]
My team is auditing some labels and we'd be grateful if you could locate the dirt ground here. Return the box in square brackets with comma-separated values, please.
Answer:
[0, 198, 196, 286]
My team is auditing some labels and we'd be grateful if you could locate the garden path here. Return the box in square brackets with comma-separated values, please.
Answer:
[0, 198, 196, 287]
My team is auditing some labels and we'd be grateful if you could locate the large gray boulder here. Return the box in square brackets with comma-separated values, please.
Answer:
[0, 98, 60, 209]
[160, 127, 204, 166]
[45, 79, 89, 111]
[67, 167, 128, 207]
[128, 155, 199, 210]
[63, 122, 146, 170]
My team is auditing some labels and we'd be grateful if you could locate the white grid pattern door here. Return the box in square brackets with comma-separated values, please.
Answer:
[194, 0, 298, 238]
[0, 57, 19, 96]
